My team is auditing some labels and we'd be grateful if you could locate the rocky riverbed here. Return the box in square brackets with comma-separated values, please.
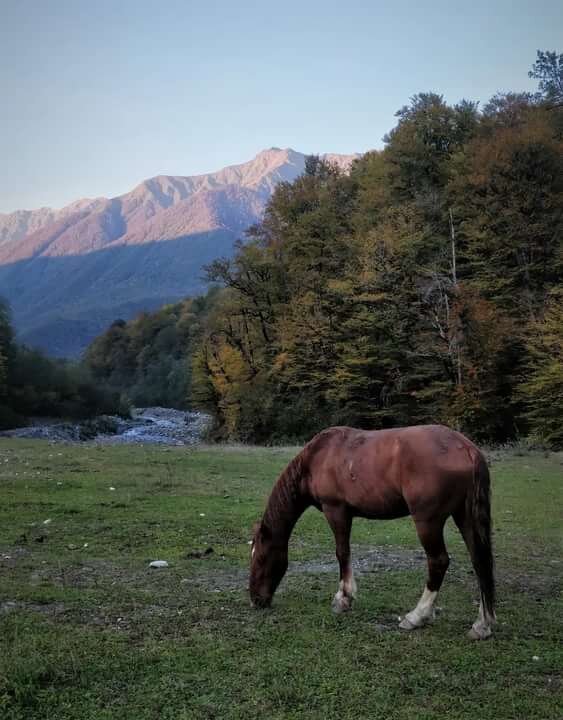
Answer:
[0, 407, 212, 446]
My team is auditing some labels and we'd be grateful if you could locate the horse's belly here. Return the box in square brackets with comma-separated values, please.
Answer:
[347, 492, 410, 520]
[338, 471, 408, 518]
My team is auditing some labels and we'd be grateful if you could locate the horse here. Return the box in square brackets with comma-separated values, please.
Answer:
[249, 424, 496, 640]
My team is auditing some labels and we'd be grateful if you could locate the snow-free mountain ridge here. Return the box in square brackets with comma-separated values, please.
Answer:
[0, 148, 359, 356]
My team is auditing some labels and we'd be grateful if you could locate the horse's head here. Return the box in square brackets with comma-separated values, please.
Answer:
[248, 520, 288, 608]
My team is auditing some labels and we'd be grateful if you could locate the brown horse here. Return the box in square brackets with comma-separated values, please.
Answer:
[249, 424, 495, 639]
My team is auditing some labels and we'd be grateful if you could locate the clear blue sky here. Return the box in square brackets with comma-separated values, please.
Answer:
[1, 0, 561, 213]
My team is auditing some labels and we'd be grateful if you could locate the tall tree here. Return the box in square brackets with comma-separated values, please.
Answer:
[529, 50, 563, 105]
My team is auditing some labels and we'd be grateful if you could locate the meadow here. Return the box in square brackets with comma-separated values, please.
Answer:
[0, 439, 561, 720]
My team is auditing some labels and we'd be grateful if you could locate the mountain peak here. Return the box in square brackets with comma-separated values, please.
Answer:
[0, 147, 362, 356]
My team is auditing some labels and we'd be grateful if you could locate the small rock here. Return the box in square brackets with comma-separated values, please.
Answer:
[199, 513, 205, 517]
[43, 518, 52, 525]
[149, 560, 169, 569]
[532, 655, 540, 661]
[109, 487, 116, 491]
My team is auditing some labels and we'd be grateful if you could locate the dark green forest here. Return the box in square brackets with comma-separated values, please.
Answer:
[5, 51, 563, 446]
[0, 300, 126, 429]
[83, 291, 218, 409]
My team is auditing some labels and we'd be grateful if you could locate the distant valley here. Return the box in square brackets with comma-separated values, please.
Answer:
[0, 148, 359, 356]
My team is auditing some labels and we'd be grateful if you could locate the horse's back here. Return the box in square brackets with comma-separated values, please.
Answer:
[306, 424, 479, 519]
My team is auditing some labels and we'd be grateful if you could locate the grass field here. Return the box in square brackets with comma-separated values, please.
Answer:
[1, 439, 562, 720]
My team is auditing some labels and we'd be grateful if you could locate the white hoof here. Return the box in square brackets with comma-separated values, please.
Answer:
[468, 622, 493, 640]
[398, 616, 418, 631]
[331, 591, 352, 614]
[399, 608, 434, 631]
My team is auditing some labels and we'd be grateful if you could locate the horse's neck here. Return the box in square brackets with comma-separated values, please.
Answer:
[264, 467, 309, 545]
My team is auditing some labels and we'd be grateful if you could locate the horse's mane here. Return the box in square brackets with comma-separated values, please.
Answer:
[263, 447, 310, 529]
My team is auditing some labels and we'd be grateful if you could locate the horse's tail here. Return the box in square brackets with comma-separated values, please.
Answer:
[465, 450, 496, 620]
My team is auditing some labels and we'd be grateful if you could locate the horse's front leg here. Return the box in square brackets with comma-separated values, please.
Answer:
[399, 517, 449, 631]
[323, 504, 356, 613]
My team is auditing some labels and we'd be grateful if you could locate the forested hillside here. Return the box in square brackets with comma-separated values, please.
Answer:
[0, 300, 124, 429]
[84, 52, 563, 446]
[83, 292, 218, 409]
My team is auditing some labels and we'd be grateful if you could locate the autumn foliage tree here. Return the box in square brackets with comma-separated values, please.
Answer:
[518, 290, 563, 446]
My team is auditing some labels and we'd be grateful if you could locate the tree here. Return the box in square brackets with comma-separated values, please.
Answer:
[0, 349, 7, 397]
[383, 93, 479, 202]
[529, 50, 563, 105]
[481, 92, 536, 129]
[518, 290, 563, 447]
[449, 114, 563, 318]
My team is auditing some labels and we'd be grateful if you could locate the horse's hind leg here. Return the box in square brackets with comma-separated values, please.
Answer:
[453, 508, 495, 640]
[323, 504, 356, 613]
[399, 518, 449, 631]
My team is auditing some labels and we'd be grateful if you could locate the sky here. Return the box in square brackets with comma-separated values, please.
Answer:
[1, 0, 562, 213]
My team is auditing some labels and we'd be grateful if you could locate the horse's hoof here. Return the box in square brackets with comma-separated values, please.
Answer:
[398, 616, 418, 631]
[468, 624, 493, 641]
[331, 595, 352, 614]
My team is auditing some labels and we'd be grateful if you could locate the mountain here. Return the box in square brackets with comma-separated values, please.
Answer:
[0, 148, 359, 357]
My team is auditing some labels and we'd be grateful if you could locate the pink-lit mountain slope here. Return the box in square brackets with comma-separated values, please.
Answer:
[0, 148, 359, 356]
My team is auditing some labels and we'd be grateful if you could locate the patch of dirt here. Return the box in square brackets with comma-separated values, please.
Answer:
[0, 546, 30, 568]
[497, 569, 562, 598]
[292, 545, 426, 575]
[1, 600, 66, 616]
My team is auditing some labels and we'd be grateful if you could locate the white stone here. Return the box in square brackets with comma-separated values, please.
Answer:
[149, 560, 169, 569]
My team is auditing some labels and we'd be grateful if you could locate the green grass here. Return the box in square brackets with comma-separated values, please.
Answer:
[1, 440, 562, 720]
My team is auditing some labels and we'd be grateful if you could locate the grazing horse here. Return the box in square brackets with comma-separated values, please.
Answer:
[249, 424, 496, 640]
